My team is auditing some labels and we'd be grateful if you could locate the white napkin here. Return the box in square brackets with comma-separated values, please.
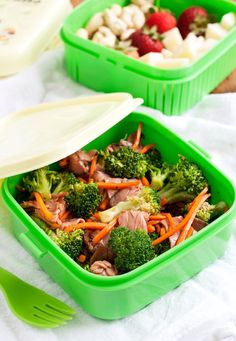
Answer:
[1, 48, 236, 341]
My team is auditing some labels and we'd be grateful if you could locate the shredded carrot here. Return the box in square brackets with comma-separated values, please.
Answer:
[152, 187, 209, 246]
[78, 177, 87, 183]
[92, 212, 100, 220]
[160, 227, 166, 236]
[59, 211, 70, 222]
[162, 213, 175, 228]
[49, 222, 60, 230]
[160, 197, 168, 206]
[96, 180, 140, 190]
[176, 226, 192, 245]
[140, 144, 156, 154]
[148, 220, 159, 225]
[64, 222, 107, 233]
[175, 193, 211, 245]
[99, 196, 109, 211]
[33, 192, 53, 221]
[141, 176, 150, 187]
[147, 224, 156, 233]
[156, 224, 161, 234]
[78, 254, 86, 263]
[88, 155, 97, 182]
[132, 123, 142, 150]
[187, 187, 209, 212]
[92, 218, 117, 244]
[149, 214, 166, 220]
[186, 226, 194, 239]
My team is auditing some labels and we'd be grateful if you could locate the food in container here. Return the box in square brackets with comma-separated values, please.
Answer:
[1, 94, 236, 319]
[61, 0, 236, 115]
[77, 2, 235, 68]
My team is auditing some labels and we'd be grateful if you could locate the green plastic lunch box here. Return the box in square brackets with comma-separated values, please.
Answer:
[1, 93, 236, 319]
[61, 0, 236, 116]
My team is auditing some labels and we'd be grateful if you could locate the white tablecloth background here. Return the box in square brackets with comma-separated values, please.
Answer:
[1, 49, 236, 341]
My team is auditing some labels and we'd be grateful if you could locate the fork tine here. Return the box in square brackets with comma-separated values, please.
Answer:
[26, 314, 62, 328]
[38, 305, 74, 321]
[33, 308, 67, 326]
[43, 296, 76, 315]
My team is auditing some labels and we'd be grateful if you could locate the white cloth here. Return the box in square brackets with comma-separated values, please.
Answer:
[1, 49, 236, 341]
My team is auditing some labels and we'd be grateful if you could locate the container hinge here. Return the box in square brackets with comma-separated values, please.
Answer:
[188, 140, 211, 159]
[18, 232, 47, 260]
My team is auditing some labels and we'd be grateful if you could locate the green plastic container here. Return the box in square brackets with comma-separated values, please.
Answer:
[1, 94, 236, 319]
[61, 0, 236, 116]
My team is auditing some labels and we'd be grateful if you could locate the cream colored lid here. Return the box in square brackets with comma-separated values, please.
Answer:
[0, 0, 72, 77]
[0, 93, 143, 178]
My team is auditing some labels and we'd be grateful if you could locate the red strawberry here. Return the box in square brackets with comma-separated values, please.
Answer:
[177, 7, 209, 38]
[131, 28, 164, 56]
[146, 11, 177, 33]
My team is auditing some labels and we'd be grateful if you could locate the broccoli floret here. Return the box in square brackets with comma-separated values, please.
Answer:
[53, 229, 84, 259]
[99, 186, 160, 223]
[192, 201, 227, 223]
[144, 149, 163, 169]
[109, 226, 155, 273]
[22, 167, 58, 200]
[157, 155, 208, 205]
[65, 182, 101, 219]
[104, 146, 148, 179]
[149, 163, 171, 191]
[52, 172, 80, 194]
[31, 216, 84, 259]
[149, 232, 170, 255]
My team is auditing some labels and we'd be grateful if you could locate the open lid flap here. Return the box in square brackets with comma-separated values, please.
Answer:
[0, 93, 143, 178]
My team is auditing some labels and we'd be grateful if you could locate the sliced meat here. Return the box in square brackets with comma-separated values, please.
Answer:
[93, 171, 142, 206]
[84, 229, 100, 253]
[22, 194, 67, 226]
[90, 244, 115, 265]
[163, 202, 186, 217]
[167, 216, 183, 248]
[61, 218, 85, 230]
[106, 139, 133, 153]
[109, 185, 141, 207]
[192, 218, 207, 231]
[21, 200, 39, 210]
[118, 210, 149, 232]
[119, 139, 133, 148]
[127, 132, 136, 144]
[60, 149, 97, 176]
[93, 170, 112, 182]
[158, 219, 169, 232]
[45, 195, 67, 224]
[90, 260, 118, 276]
[169, 231, 181, 248]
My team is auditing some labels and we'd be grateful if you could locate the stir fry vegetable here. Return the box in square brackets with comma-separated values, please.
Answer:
[19, 122, 228, 277]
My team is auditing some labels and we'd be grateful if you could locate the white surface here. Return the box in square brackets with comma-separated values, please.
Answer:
[1, 49, 236, 341]
[0, 93, 142, 178]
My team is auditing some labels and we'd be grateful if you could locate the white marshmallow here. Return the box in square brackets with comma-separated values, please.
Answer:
[76, 28, 89, 39]
[221, 12, 236, 30]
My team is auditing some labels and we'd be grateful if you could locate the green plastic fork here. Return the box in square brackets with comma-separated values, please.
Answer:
[0, 267, 76, 328]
